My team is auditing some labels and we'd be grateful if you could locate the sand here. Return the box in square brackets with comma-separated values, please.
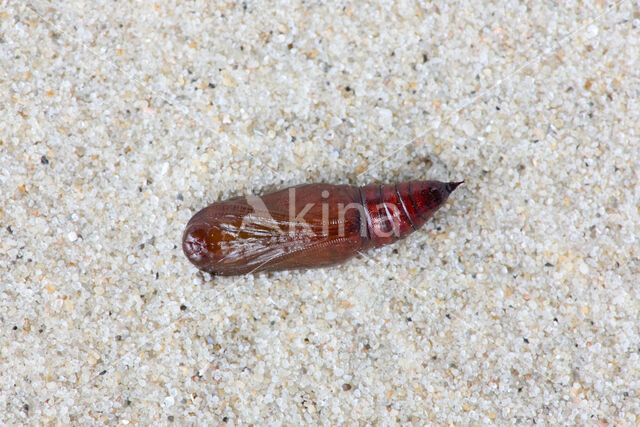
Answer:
[1, 0, 639, 424]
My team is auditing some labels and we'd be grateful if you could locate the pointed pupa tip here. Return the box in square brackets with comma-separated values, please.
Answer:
[446, 180, 464, 193]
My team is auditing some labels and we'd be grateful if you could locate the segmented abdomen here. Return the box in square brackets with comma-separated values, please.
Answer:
[360, 181, 461, 247]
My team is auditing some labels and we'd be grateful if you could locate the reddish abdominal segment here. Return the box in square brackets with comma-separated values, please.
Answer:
[360, 180, 463, 247]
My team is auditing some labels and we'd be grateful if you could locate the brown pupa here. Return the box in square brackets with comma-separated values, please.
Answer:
[183, 180, 463, 276]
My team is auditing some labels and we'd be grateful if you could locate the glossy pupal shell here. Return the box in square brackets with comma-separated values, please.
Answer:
[183, 180, 462, 276]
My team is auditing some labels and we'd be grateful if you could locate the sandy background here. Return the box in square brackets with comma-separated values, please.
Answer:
[2, 0, 639, 424]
